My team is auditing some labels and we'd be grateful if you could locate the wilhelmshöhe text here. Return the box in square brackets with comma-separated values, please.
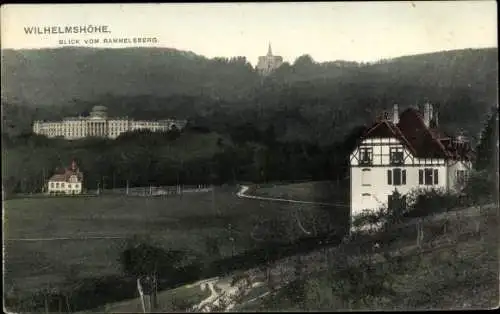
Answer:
[24, 25, 111, 35]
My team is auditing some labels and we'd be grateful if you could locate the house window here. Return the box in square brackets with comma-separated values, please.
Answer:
[56, 182, 60, 188]
[50, 182, 55, 188]
[61, 183, 65, 188]
[456, 170, 468, 185]
[419, 168, 439, 185]
[361, 193, 371, 205]
[387, 168, 406, 185]
[390, 148, 404, 165]
[361, 169, 371, 186]
[359, 147, 373, 165]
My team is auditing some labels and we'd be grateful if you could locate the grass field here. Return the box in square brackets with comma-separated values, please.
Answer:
[3, 184, 348, 311]
[250, 180, 349, 204]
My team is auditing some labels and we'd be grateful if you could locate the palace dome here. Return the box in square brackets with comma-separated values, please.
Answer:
[90, 106, 108, 118]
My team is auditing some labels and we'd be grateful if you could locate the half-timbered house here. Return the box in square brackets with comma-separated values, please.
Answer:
[349, 103, 474, 218]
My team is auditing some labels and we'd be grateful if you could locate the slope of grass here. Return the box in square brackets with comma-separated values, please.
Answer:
[78, 203, 497, 312]
[84, 284, 210, 313]
[238, 204, 499, 311]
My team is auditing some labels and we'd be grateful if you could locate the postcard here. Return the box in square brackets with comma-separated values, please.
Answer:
[2, 2, 498, 313]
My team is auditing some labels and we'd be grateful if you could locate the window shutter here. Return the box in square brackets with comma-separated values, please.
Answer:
[434, 169, 439, 184]
[402, 170, 406, 185]
[419, 170, 423, 184]
[387, 170, 392, 185]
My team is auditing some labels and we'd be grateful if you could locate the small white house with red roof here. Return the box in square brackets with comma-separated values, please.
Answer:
[47, 160, 84, 195]
[349, 103, 473, 218]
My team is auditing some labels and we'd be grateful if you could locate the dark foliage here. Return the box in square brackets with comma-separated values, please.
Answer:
[2, 48, 497, 195]
[475, 106, 498, 173]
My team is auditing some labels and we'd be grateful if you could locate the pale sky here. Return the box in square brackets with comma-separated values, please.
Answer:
[1, 2, 497, 66]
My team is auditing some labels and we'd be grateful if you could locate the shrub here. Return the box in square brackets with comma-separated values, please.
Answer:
[352, 207, 386, 229]
[404, 188, 462, 219]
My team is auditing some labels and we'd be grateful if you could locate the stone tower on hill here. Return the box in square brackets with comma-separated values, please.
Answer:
[256, 42, 283, 76]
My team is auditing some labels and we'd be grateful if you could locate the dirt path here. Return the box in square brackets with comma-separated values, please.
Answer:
[236, 185, 349, 207]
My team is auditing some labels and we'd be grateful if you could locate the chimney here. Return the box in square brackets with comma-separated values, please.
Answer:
[392, 104, 399, 124]
[423, 103, 432, 127]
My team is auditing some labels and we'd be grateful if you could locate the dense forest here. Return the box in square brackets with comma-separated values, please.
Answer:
[1, 47, 498, 195]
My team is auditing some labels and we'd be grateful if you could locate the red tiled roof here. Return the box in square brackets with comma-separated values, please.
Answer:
[396, 108, 450, 158]
[359, 107, 472, 160]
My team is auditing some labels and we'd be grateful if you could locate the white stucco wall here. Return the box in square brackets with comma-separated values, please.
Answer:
[350, 137, 447, 217]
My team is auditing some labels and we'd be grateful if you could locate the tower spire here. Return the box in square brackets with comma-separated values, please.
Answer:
[267, 42, 272, 56]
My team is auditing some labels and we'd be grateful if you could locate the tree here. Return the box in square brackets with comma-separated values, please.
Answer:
[475, 106, 498, 173]
[118, 236, 188, 312]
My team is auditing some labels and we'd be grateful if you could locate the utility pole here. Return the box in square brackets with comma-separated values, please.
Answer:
[178, 159, 184, 199]
[153, 265, 158, 311]
[176, 171, 180, 196]
[212, 182, 219, 217]
[228, 223, 235, 257]
[41, 168, 45, 194]
[102, 176, 106, 192]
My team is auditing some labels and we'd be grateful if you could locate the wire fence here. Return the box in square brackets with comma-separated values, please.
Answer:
[99, 184, 214, 197]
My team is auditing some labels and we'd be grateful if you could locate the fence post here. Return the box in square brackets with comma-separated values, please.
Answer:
[416, 218, 423, 248]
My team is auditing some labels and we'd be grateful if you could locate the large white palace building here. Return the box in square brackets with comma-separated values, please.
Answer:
[32, 106, 187, 140]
